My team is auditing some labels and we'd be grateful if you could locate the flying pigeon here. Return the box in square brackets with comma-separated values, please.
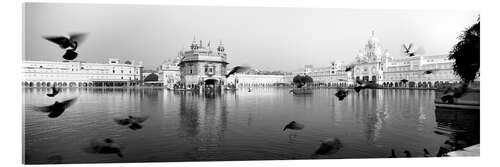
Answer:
[225, 66, 251, 78]
[33, 98, 77, 118]
[43, 33, 88, 60]
[283, 121, 304, 131]
[114, 115, 149, 130]
[335, 89, 348, 101]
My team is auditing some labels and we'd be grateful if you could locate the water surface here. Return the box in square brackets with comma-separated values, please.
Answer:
[23, 88, 479, 164]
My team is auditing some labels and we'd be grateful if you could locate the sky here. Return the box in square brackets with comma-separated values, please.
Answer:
[24, 3, 478, 71]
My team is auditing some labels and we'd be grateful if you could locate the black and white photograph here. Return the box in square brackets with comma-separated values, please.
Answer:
[19, 1, 483, 165]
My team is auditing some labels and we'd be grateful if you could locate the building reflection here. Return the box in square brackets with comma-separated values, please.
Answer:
[177, 91, 229, 160]
[178, 93, 200, 138]
[362, 90, 387, 143]
[352, 89, 434, 144]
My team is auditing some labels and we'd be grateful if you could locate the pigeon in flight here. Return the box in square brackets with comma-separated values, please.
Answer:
[84, 138, 124, 158]
[43, 33, 88, 60]
[335, 88, 348, 101]
[225, 66, 251, 78]
[314, 138, 343, 155]
[283, 121, 304, 131]
[46, 86, 60, 97]
[114, 115, 149, 130]
[33, 98, 77, 118]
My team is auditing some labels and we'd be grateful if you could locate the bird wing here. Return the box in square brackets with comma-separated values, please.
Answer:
[402, 44, 409, 53]
[114, 118, 131, 125]
[235, 66, 251, 73]
[408, 43, 413, 51]
[226, 66, 251, 77]
[225, 69, 237, 77]
[44, 36, 69, 47]
[283, 124, 291, 131]
[32, 105, 52, 113]
[69, 33, 88, 44]
[58, 98, 77, 110]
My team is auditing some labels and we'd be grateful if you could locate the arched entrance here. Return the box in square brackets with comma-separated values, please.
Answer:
[205, 79, 218, 85]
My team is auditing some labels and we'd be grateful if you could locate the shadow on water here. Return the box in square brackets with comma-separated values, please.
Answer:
[434, 108, 479, 156]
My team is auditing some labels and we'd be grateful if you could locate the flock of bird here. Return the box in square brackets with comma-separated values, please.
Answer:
[282, 119, 441, 157]
[31, 34, 255, 160]
[31, 33, 154, 160]
[33, 81, 152, 158]
[31, 32, 467, 162]
[286, 64, 468, 157]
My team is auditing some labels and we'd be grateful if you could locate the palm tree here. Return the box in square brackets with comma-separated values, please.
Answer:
[449, 17, 480, 84]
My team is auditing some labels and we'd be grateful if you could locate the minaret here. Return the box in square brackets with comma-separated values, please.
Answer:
[190, 36, 197, 50]
[217, 41, 225, 52]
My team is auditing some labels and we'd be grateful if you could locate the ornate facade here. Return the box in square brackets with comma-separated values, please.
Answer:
[158, 58, 181, 89]
[288, 31, 462, 88]
[177, 39, 228, 90]
[22, 58, 143, 87]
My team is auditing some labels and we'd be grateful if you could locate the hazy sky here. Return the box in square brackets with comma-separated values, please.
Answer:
[24, 3, 478, 71]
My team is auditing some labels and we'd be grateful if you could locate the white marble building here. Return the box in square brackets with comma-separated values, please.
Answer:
[178, 39, 229, 89]
[22, 58, 143, 87]
[226, 74, 286, 87]
[158, 58, 181, 89]
[289, 31, 462, 88]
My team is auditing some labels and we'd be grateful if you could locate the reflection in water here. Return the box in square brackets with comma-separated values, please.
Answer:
[23, 88, 479, 163]
[434, 108, 479, 156]
[177, 92, 229, 160]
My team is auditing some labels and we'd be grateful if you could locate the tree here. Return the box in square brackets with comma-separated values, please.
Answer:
[449, 18, 480, 83]
[144, 73, 159, 82]
[293, 75, 313, 88]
